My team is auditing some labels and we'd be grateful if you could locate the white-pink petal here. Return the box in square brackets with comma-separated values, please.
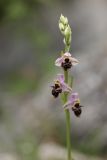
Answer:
[57, 74, 64, 83]
[55, 57, 64, 66]
[64, 52, 71, 57]
[70, 57, 79, 66]
[61, 82, 72, 92]
[63, 92, 79, 109]
[69, 92, 79, 101]
[63, 101, 72, 109]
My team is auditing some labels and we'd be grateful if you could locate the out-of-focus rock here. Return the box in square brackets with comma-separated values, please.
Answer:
[38, 142, 104, 160]
[0, 153, 18, 160]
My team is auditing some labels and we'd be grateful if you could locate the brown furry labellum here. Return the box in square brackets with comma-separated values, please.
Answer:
[61, 58, 72, 70]
[51, 83, 62, 98]
[72, 103, 83, 117]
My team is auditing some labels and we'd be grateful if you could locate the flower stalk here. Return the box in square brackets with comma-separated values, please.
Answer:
[51, 14, 83, 160]
[60, 14, 73, 160]
[64, 70, 72, 160]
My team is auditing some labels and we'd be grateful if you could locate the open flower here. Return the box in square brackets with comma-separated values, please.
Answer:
[63, 93, 83, 117]
[51, 74, 72, 98]
[55, 52, 79, 70]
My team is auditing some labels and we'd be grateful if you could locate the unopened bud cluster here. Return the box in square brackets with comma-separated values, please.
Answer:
[59, 14, 72, 46]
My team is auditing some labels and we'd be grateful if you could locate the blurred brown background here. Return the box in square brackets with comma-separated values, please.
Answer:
[0, 0, 107, 160]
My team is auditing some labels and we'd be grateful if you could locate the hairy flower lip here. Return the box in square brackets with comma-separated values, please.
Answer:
[55, 52, 79, 67]
[51, 74, 72, 97]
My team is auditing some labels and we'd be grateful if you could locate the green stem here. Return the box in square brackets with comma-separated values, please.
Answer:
[64, 41, 73, 160]
[65, 45, 70, 53]
[65, 109, 71, 160]
[64, 70, 72, 160]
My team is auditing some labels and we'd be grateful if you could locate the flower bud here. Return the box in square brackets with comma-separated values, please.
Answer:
[63, 17, 68, 25]
[64, 25, 71, 37]
[60, 14, 68, 25]
[59, 23, 65, 32]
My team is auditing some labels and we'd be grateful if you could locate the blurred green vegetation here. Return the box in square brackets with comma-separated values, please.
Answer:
[0, 0, 57, 94]
[15, 133, 38, 160]
[0, 0, 66, 23]
[0, 0, 45, 22]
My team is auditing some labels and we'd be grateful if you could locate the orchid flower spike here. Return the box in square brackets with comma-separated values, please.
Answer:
[55, 52, 79, 71]
[51, 74, 72, 98]
[63, 93, 83, 117]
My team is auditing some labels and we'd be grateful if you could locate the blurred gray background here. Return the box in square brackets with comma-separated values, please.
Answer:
[0, 0, 107, 160]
